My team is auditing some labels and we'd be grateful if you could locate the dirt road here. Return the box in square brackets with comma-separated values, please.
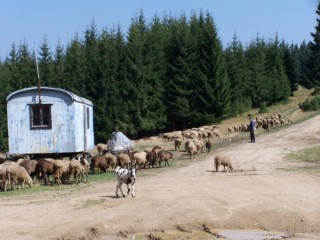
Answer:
[0, 114, 320, 240]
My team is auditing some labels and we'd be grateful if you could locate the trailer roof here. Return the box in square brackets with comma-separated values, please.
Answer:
[6, 86, 93, 106]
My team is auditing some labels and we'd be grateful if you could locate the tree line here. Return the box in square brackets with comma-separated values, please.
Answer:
[0, 8, 319, 150]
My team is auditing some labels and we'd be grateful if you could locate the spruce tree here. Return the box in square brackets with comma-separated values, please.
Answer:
[38, 36, 54, 86]
[52, 42, 66, 88]
[282, 43, 300, 92]
[164, 15, 193, 130]
[308, 1, 320, 87]
[225, 34, 249, 116]
[64, 35, 85, 95]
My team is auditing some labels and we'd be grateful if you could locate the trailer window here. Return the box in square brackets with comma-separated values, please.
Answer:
[30, 104, 52, 129]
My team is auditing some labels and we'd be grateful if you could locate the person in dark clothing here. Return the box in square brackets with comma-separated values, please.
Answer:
[249, 117, 256, 143]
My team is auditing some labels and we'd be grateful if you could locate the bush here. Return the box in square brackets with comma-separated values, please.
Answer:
[299, 96, 320, 111]
[312, 87, 320, 96]
[258, 101, 268, 114]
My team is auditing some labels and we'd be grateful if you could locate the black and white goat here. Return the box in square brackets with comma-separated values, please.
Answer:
[115, 166, 136, 197]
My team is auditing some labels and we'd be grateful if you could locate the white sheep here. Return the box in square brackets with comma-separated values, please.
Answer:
[214, 155, 233, 172]
[187, 141, 198, 159]
[133, 152, 147, 169]
[193, 139, 204, 153]
[0, 161, 19, 190]
[4, 164, 33, 191]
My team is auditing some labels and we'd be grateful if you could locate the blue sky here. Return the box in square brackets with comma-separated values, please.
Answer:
[0, 0, 318, 58]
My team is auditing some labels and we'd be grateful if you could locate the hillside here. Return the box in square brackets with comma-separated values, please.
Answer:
[0, 87, 319, 240]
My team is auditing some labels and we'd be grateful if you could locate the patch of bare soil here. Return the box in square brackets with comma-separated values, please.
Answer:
[1, 115, 320, 240]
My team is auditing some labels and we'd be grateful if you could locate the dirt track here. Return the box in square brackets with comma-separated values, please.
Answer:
[0, 114, 320, 240]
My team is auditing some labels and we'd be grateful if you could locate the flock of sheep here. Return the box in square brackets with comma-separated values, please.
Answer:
[227, 113, 292, 133]
[0, 155, 89, 192]
[0, 112, 292, 193]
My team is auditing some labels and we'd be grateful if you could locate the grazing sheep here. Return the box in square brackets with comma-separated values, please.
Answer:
[104, 153, 117, 172]
[213, 129, 221, 139]
[90, 154, 108, 173]
[214, 155, 233, 172]
[117, 153, 131, 168]
[184, 139, 195, 151]
[96, 143, 108, 155]
[79, 157, 90, 180]
[128, 151, 138, 163]
[174, 138, 183, 151]
[262, 123, 269, 131]
[4, 164, 33, 191]
[61, 161, 71, 184]
[158, 150, 173, 167]
[115, 166, 136, 198]
[0, 162, 19, 190]
[19, 159, 37, 180]
[53, 160, 65, 185]
[69, 159, 85, 184]
[187, 141, 198, 159]
[34, 159, 54, 185]
[146, 151, 157, 168]
[133, 152, 147, 169]
[193, 139, 204, 153]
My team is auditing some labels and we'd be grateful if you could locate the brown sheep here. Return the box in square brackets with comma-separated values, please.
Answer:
[96, 143, 108, 155]
[19, 159, 37, 180]
[61, 161, 71, 184]
[158, 150, 173, 167]
[187, 141, 198, 159]
[90, 154, 108, 173]
[34, 159, 54, 185]
[79, 158, 89, 183]
[214, 155, 233, 172]
[53, 160, 65, 185]
[117, 153, 131, 168]
[105, 153, 117, 172]
[146, 151, 157, 168]
[174, 138, 183, 151]
[69, 159, 85, 184]
[4, 164, 33, 191]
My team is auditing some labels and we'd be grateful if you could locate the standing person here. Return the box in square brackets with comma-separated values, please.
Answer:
[249, 117, 256, 143]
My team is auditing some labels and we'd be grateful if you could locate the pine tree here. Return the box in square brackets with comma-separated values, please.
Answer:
[64, 35, 85, 95]
[164, 15, 193, 130]
[225, 34, 249, 116]
[245, 37, 269, 107]
[17, 42, 38, 88]
[38, 36, 54, 86]
[299, 41, 313, 88]
[0, 59, 12, 150]
[282, 43, 300, 92]
[308, 1, 320, 87]
[265, 34, 291, 103]
[52, 41, 66, 88]
[189, 11, 230, 123]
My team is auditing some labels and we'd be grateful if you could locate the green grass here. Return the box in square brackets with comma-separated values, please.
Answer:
[280, 146, 320, 175]
[285, 146, 320, 163]
[0, 172, 117, 197]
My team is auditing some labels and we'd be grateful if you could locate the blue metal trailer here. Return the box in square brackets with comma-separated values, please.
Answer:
[6, 86, 95, 159]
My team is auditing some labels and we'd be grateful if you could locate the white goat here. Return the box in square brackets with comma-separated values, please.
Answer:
[115, 166, 136, 198]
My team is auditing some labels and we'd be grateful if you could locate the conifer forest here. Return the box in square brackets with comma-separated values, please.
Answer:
[0, 8, 320, 150]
